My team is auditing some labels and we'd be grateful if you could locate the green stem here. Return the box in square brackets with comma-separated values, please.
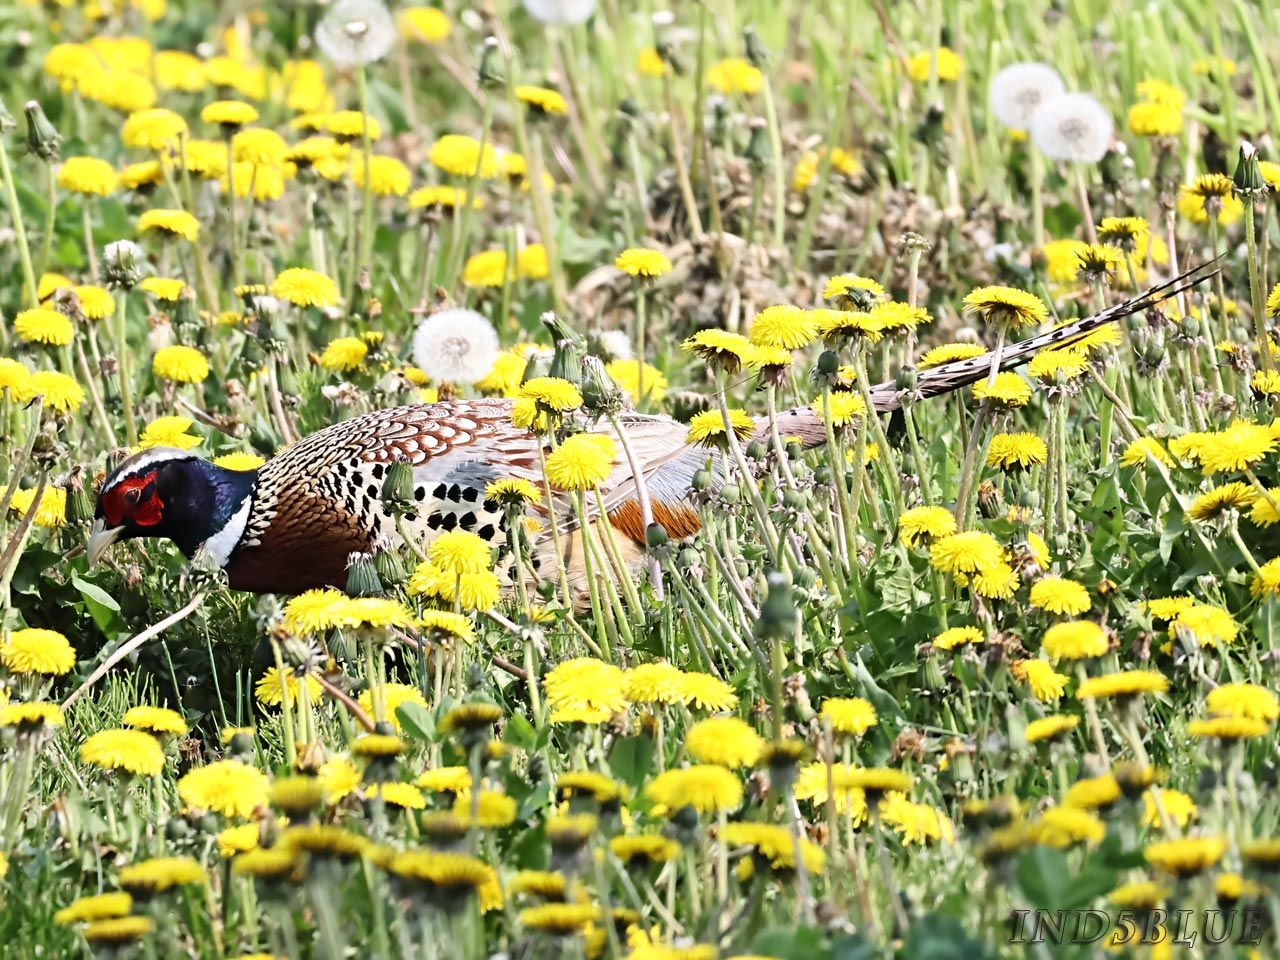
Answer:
[0, 135, 39, 308]
[1245, 199, 1273, 371]
[356, 65, 375, 286]
[115, 290, 138, 448]
[761, 75, 787, 250]
[225, 139, 240, 287]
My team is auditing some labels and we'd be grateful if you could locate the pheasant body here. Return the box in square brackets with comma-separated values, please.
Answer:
[89, 263, 1217, 596]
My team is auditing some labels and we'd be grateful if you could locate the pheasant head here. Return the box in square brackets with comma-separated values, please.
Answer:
[89, 448, 258, 569]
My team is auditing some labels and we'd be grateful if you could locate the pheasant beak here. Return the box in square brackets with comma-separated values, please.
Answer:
[87, 519, 124, 568]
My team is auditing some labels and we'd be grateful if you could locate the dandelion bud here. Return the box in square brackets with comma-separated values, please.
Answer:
[792, 566, 818, 590]
[645, 522, 669, 550]
[812, 464, 833, 487]
[165, 816, 194, 841]
[743, 25, 769, 68]
[173, 287, 200, 334]
[893, 366, 919, 395]
[754, 571, 797, 642]
[710, 96, 731, 144]
[64, 465, 93, 525]
[23, 100, 60, 162]
[692, 469, 715, 492]
[381, 459, 415, 508]
[900, 231, 930, 255]
[744, 118, 770, 170]
[781, 488, 808, 512]
[373, 543, 409, 585]
[1233, 141, 1266, 200]
[477, 37, 503, 88]
[718, 482, 741, 504]
[919, 650, 946, 691]
[543, 313, 585, 387]
[745, 440, 768, 461]
[815, 349, 842, 382]
[677, 546, 701, 570]
[1178, 315, 1201, 340]
[943, 741, 975, 782]
[345, 550, 383, 597]
[581, 356, 624, 417]
[102, 240, 144, 290]
[618, 97, 642, 121]
[1142, 337, 1167, 369]
[1099, 145, 1126, 190]
[977, 480, 1002, 518]
[670, 803, 701, 837]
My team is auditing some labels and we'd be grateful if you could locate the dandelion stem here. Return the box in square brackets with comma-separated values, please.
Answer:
[114, 290, 138, 448]
[225, 138, 241, 287]
[954, 324, 1008, 529]
[0, 132, 39, 310]
[1245, 198, 1274, 372]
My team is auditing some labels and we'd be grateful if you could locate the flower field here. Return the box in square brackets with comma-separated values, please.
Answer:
[4, 0, 1280, 956]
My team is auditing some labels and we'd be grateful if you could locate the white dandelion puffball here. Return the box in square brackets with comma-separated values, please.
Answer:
[989, 62, 1065, 130]
[412, 309, 500, 385]
[594, 329, 633, 361]
[1030, 92, 1113, 164]
[315, 0, 396, 69]
[523, 0, 596, 25]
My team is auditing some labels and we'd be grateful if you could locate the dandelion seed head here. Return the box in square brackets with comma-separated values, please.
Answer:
[1030, 92, 1113, 163]
[989, 62, 1065, 131]
[522, 0, 597, 26]
[315, 0, 396, 69]
[412, 308, 500, 385]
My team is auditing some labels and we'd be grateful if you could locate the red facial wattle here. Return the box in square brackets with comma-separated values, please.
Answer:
[103, 470, 164, 527]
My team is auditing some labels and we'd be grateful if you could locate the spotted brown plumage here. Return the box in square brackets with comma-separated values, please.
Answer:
[86, 261, 1217, 596]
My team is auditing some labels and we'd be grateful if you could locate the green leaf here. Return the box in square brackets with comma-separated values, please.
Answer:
[1044, 199, 1083, 238]
[902, 914, 993, 960]
[70, 574, 120, 613]
[1016, 846, 1116, 911]
[395, 701, 434, 743]
[747, 925, 829, 958]
[608, 734, 655, 790]
[503, 713, 537, 751]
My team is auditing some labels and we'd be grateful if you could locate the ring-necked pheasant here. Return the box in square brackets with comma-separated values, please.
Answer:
[87, 267, 1210, 596]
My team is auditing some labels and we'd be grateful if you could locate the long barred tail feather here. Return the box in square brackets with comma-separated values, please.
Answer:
[866, 257, 1223, 412]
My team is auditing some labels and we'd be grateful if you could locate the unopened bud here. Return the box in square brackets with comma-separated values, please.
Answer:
[644, 522, 669, 550]
[744, 119, 770, 169]
[345, 551, 383, 597]
[754, 571, 797, 641]
[373, 544, 408, 585]
[1233, 141, 1266, 200]
[24, 100, 60, 162]
[477, 37, 503, 88]
[781, 488, 808, 512]
[381, 459, 415, 508]
[743, 25, 768, 68]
